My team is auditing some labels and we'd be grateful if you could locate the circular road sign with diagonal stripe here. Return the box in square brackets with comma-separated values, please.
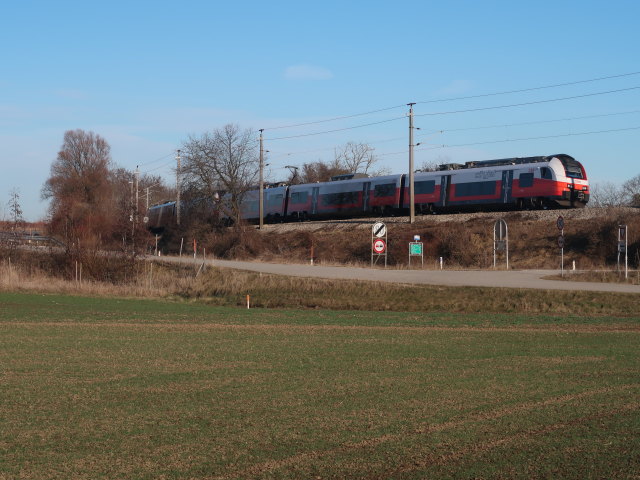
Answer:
[373, 222, 387, 238]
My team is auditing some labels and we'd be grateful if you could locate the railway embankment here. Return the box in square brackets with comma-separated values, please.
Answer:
[199, 207, 639, 271]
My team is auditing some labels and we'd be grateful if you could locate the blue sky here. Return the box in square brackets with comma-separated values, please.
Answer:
[2, 0, 639, 220]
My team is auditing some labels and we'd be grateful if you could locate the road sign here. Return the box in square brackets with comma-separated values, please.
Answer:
[372, 222, 387, 238]
[409, 241, 423, 266]
[558, 235, 565, 249]
[619, 225, 627, 241]
[557, 215, 564, 231]
[409, 242, 422, 255]
[618, 224, 628, 279]
[493, 219, 509, 269]
[373, 239, 387, 254]
[494, 219, 507, 241]
[371, 221, 388, 267]
[143, 216, 149, 224]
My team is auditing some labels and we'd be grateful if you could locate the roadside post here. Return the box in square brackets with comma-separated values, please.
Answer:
[618, 224, 628, 279]
[557, 215, 565, 277]
[409, 235, 423, 267]
[493, 219, 509, 269]
[371, 222, 388, 267]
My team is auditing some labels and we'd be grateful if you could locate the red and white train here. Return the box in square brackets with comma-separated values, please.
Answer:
[147, 154, 589, 229]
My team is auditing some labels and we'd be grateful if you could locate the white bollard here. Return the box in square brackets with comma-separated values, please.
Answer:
[572, 260, 576, 271]
[439, 257, 443, 270]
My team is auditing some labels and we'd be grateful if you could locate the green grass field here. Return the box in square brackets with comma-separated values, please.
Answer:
[1, 291, 639, 479]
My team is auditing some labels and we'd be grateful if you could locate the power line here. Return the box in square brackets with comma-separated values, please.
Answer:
[137, 152, 174, 167]
[262, 71, 640, 132]
[419, 109, 640, 136]
[266, 134, 410, 162]
[142, 160, 174, 174]
[418, 126, 640, 151]
[416, 71, 640, 105]
[414, 86, 640, 118]
[266, 116, 405, 141]
[375, 125, 640, 158]
[264, 104, 405, 131]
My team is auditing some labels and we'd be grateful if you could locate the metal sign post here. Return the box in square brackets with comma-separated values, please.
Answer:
[618, 224, 628, 279]
[557, 216, 565, 277]
[409, 235, 423, 267]
[493, 219, 508, 269]
[371, 222, 388, 267]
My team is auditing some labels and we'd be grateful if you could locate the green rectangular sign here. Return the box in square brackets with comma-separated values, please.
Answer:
[409, 242, 422, 255]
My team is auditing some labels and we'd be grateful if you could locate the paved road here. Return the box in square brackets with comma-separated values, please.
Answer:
[152, 255, 640, 294]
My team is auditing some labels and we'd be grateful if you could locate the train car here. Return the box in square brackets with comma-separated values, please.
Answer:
[404, 154, 589, 212]
[146, 154, 589, 232]
[146, 201, 176, 233]
[286, 174, 404, 220]
[229, 184, 288, 223]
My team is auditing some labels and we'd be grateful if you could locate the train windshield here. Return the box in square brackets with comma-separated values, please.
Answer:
[558, 156, 584, 179]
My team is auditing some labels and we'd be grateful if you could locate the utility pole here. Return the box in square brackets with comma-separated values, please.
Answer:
[176, 149, 181, 226]
[259, 129, 264, 230]
[129, 180, 134, 237]
[135, 166, 140, 223]
[408, 102, 416, 224]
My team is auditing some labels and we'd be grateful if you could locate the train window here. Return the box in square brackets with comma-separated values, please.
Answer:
[540, 167, 553, 180]
[374, 183, 396, 197]
[244, 200, 259, 213]
[415, 180, 436, 195]
[322, 191, 359, 206]
[519, 173, 534, 188]
[560, 157, 584, 179]
[267, 194, 283, 207]
[290, 191, 309, 204]
[455, 181, 497, 197]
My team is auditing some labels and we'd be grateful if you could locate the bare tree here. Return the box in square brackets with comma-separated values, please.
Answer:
[419, 155, 451, 172]
[589, 181, 624, 208]
[334, 142, 377, 174]
[417, 160, 439, 172]
[621, 173, 640, 207]
[42, 129, 114, 244]
[180, 124, 258, 222]
[7, 188, 24, 232]
[300, 159, 349, 183]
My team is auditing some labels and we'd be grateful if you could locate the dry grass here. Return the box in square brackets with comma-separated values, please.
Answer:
[0, 258, 196, 298]
[546, 269, 640, 285]
[175, 207, 640, 271]
[1, 249, 638, 316]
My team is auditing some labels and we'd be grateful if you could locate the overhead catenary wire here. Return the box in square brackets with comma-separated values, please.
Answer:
[263, 86, 639, 145]
[415, 71, 640, 105]
[137, 152, 175, 167]
[266, 108, 639, 165]
[375, 125, 640, 158]
[266, 116, 405, 141]
[142, 160, 175, 174]
[418, 109, 640, 136]
[425, 126, 640, 150]
[414, 86, 640, 118]
[263, 104, 406, 131]
[262, 70, 640, 132]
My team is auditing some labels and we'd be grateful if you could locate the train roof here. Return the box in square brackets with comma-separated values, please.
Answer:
[440, 154, 575, 170]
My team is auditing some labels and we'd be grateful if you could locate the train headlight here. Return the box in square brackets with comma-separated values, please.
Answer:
[567, 184, 573, 188]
